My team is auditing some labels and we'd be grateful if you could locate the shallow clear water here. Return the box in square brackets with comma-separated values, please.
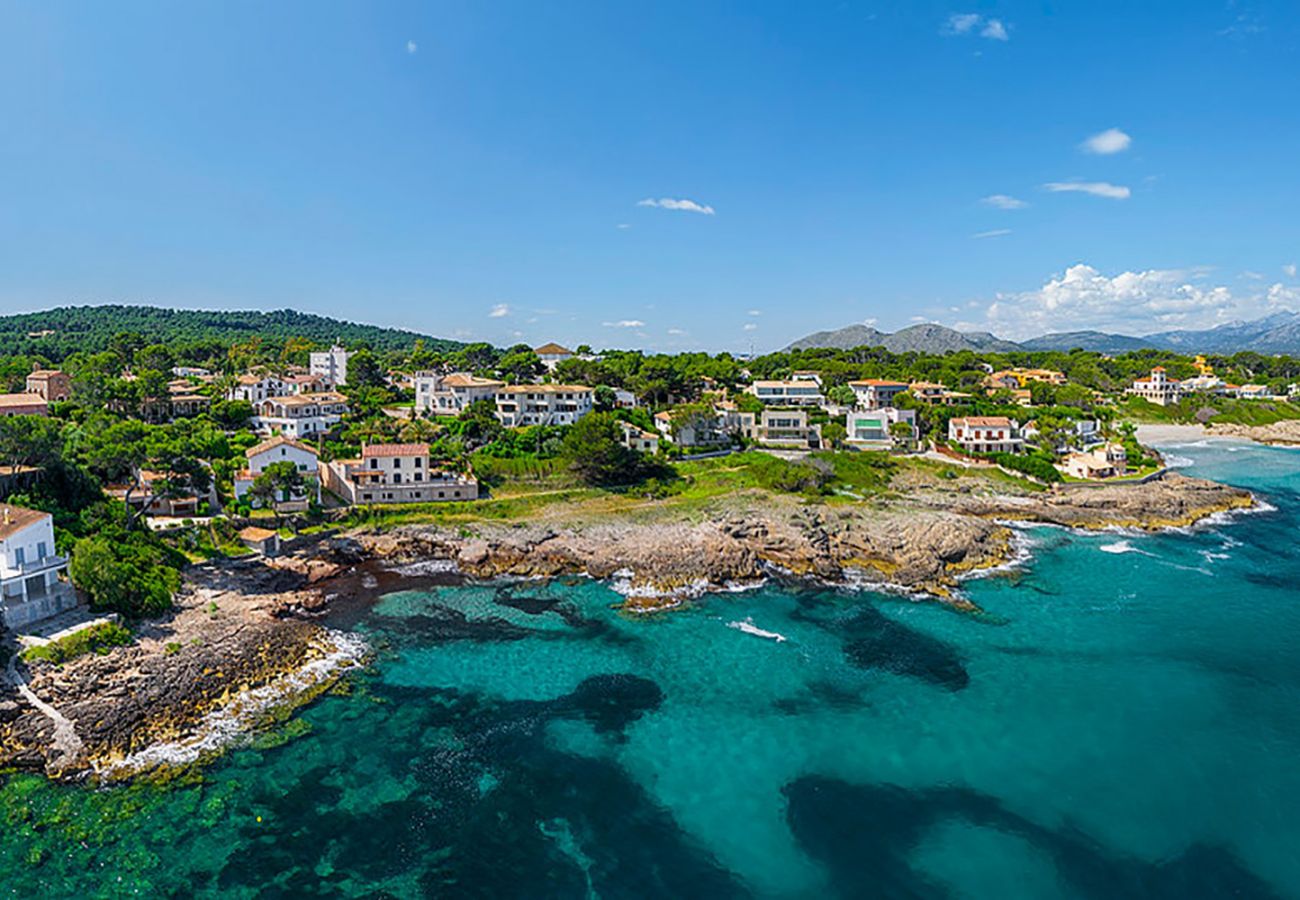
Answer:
[3, 439, 1299, 898]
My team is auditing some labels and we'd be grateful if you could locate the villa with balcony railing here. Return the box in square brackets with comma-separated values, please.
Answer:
[1, 504, 76, 629]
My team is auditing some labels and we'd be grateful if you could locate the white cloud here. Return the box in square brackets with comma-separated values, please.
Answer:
[1284, 263, 1297, 278]
[616, 223, 631, 229]
[488, 303, 510, 318]
[972, 229, 1012, 239]
[1044, 180, 1131, 200]
[981, 19, 1009, 40]
[667, 327, 688, 336]
[982, 194, 1027, 210]
[637, 197, 715, 215]
[944, 13, 981, 34]
[743, 323, 758, 332]
[406, 40, 418, 54]
[1081, 128, 1131, 155]
[603, 319, 645, 328]
[943, 13, 1010, 40]
[978, 263, 1300, 339]
[747, 309, 762, 317]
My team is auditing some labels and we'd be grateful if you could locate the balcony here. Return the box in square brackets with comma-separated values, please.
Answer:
[7, 554, 69, 578]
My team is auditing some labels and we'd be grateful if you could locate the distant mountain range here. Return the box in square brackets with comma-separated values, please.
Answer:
[789, 312, 1300, 356]
[786, 323, 1020, 354]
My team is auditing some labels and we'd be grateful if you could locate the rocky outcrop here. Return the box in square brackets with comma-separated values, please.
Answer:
[945, 472, 1252, 530]
[1207, 420, 1300, 446]
[0, 568, 364, 782]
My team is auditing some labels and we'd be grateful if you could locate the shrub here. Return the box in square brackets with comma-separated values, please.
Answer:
[21, 622, 133, 665]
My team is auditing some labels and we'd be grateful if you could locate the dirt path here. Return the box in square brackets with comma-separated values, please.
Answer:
[5, 653, 84, 771]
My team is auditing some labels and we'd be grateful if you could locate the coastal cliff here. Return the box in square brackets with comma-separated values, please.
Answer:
[0, 470, 1252, 782]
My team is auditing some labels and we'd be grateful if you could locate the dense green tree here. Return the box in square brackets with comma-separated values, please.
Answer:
[561, 412, 644, 486]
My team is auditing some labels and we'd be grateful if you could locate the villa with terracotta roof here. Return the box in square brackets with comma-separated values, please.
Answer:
[618, 421, 660, 454]
[251, 391, 349, 438]
[0, 393, 48, 417]
[227, 373, 289, 404]
[25, 367, 70, 402]
[413, 371, 506, 415]
[495, 384, 594, 427]
[321, 443, 479, 505]
[234, 436, 321, 507]
[984, 368, 1068, 391]
[534, 342, 574, 371]
[849, 379, 909, 410]
[1, 504, 76, 629]
[907, 381, 971, 406]
[948, 416, 1023, 455]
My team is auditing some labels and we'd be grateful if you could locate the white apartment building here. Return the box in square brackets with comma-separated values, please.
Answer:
[534, 342, 574, 372]
[619, 421, 660, 454]
[948, 417, 1023, 455]
[849, 379, 909, 410]
[1127, 367, 1183, 406]
[745, 380, 825, 407]
[321, 443, 479, 505]
[309, 345, 353, 388]
[233, 436, 321, 506]
[413, 372, 506, 416]
[228, 374, 288, 403]
[0, 505, 75, 629]
[495, 385, 594, 427]
[251, 391, 349, 438]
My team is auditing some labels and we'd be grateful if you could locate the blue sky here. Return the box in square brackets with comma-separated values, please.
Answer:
[1, 1, 1297, 351]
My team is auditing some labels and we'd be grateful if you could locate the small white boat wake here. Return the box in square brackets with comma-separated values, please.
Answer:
[727, 617, 788, 642]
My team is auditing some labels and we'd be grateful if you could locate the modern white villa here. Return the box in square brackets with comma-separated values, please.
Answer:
[744, 380, 825, 407]
[0, 505, 75, 629]
[754, 408, 821, 448]
[846, 407, 916, 448]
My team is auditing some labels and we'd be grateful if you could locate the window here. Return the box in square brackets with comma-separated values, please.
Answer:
[363, 493, 372, 501]
[14, 547, 25, 566]
[370, 458, 378, 469]
[414, 458, 422, 468]
[393, 458, 401, 468]
[414, 473, 422, 482]
[393, 473, 402, 484]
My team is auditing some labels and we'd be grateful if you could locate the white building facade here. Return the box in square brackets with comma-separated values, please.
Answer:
[413, 372, 506, 416]
[251, 391, 349, 438]
[309, 345, 353, 388]
[0, 506, 75, 629]
[495, 385, 594, 427]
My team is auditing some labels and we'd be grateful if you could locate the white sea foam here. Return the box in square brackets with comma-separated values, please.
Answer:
[1163, 454, 1195, 468]
[1099, 540, 1138, 554]
[393, 558, 459, 576]
[96, 630, 369, 778]
[727, 617, 788, 642]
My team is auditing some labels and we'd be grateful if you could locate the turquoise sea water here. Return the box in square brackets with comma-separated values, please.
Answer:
[3, 439, 1300, 898]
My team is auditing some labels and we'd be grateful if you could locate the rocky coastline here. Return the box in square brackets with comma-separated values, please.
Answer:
[0, 470, 1253, 782]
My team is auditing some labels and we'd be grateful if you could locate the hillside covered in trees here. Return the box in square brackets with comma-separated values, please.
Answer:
[0, 305, 462, 362]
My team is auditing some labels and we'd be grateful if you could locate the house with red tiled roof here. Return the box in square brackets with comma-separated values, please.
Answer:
[321, 443, 478, 505]
[233, 436, 321, 507]
[948, 416, 1024, 455]
[413, 371, 505, 415]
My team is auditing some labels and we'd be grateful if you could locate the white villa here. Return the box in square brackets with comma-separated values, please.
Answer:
[233, 436, 321, 506]
[1, 505, 76, 629]
[534, 342, 575, 372]
[745, 380, 825, 407]
[846, 407, 916, 449]
[309, 345, 353, 388]
[227, 373, 288, 404]
[948, 416, 1023, 455]
[1060, 444, 1128, 480]
[618, 421, 660, 454]
[755, 408, 821, 448]
[495, 385, 594, 427]
[1127, 367, 1182, 406]
[653, 406, 755, 448]
[850, 379, 909, 410]
[321, 443, 479, 505]
[251, 391, 349, 438]
[413, 372, 506, 416]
